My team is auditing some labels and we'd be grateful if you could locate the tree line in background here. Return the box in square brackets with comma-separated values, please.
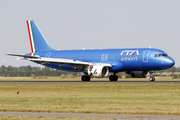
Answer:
[0, 65, 179, 77]
[0, 65, 82, 77]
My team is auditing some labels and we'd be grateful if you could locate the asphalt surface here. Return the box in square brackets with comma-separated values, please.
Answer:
[0, 80, 180, 84]
[1, 112, 180, 119]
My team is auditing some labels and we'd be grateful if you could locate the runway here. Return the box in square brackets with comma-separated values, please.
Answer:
[0, 112, 180, 119]
[0, 80, 180, 84]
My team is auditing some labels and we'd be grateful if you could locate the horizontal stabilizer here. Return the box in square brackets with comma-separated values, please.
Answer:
[7, 54, 39, 59]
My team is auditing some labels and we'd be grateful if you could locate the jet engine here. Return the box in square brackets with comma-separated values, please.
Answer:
[87, 65, 109, 78]
[126, 71, 150, 78]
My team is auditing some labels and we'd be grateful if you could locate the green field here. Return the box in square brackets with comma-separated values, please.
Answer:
[0, 79, 180, 115]
[0, 116, 113, 120]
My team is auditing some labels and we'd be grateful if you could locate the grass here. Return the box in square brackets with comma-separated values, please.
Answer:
[0, 116, 115, 120]
[0, 83, 180, 115]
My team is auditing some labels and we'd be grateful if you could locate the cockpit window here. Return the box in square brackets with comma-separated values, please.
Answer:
[162, 54, 168, 57]
[155, 53, 168, 57]
[158, 54, 162, 57]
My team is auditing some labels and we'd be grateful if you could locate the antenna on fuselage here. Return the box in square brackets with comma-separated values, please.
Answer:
[149, 46, 151, 49]
[83, 47, 85, 50]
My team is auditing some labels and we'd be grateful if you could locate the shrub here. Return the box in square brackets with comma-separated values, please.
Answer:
[172, 76, 178, 79]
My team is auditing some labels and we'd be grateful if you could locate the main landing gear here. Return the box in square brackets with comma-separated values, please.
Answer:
[81, 75, 90, 81]
[149, 71, 155, 81]
[109, 73, 118, 81]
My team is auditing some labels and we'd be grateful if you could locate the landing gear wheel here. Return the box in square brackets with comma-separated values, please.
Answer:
[109, 75, 118, 81]
[149, 70, 155, 82]
[81, 75, 90, 81]
[149, 77, 155, 81]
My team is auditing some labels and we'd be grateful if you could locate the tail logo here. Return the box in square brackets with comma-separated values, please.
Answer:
[27, 20, 37, 55]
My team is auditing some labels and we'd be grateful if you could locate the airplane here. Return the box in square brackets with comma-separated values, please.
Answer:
[7, 20, 175, 81]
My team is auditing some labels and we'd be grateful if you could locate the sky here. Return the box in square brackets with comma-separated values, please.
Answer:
[0, 0, 180, 67]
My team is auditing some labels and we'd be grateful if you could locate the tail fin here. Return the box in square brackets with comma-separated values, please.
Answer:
[26, 20, 54, 53]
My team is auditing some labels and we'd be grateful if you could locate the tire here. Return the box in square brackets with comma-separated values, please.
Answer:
[86, 76, 90, 81]
[149, 77, 155, 81]
[81, 75, 86, 81]
[109, 75, 113, 81]
[81, 75, 90, 81]
[109, 75, 118, 81]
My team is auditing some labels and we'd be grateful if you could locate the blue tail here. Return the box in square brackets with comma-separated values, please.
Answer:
[27, 20, 54, 52]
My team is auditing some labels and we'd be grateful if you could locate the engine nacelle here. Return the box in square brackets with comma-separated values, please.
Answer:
[126, 71, 150, 78]
[87, 65, 109, 78]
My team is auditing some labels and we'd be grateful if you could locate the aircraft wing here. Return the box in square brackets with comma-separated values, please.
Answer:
[29, 57, 112, 68]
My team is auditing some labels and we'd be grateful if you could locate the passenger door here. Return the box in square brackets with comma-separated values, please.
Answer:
[143, 50, 150, 62]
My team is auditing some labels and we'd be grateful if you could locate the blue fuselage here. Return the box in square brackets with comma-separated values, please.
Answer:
[27, 48, 175, 73]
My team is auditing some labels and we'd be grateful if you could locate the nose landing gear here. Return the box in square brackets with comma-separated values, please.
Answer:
[149, 71, 155, 81]
[149, 76, 155, 81]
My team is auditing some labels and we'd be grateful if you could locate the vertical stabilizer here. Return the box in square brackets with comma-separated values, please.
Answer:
[26, 20, 54, 55]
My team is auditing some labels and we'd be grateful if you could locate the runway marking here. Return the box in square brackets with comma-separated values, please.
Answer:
[0, 112, 180, 119]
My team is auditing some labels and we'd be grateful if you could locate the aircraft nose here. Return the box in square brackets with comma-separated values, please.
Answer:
[165, 57, 175, 68]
